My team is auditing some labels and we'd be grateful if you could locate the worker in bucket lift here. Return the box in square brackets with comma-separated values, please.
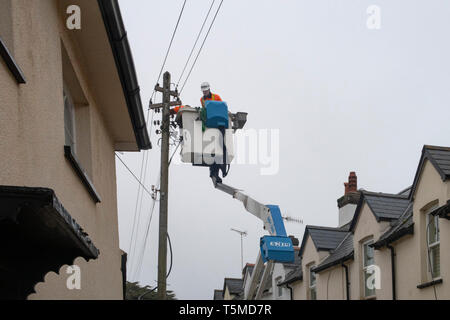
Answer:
[170, 82, 221, 114]
[199, 82, 228, 183]
[200, 82, 222, 107]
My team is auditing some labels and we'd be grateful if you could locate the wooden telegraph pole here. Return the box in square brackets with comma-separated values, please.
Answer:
[150, 71, 181, 300]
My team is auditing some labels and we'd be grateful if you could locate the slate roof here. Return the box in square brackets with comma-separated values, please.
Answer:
[424, 145, 450, 179]
[213, 290, 224, 300]
[223, 278, 244, 295]
[364, 192, 410, 220]
[313, 233, 353, 273]
[411, 145, 450, 198]
[373, 202, 414, 249]
[278, 265, 303, 286]
[349, 191, 410, 231]
[299, 225, 349, 257]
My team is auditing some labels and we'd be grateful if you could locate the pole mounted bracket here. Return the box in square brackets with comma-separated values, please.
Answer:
[149, 100, 183, 110]
[150, 84, 182, 110]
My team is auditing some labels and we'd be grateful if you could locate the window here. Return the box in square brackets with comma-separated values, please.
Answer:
[309, 266, 317, 300]
[61, 41, 92, 177]
[64, 86, 76, 154]
[276, 277, 283, 297]
[61, 41, 98, 202]
[363, 240, 375, 298]
[427, 212, 440, 279]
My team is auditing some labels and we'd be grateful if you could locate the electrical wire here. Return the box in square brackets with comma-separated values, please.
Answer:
[176, 0, 216, 89]
[179, 0, 225, 95]
[169, 141, 182, 165]
[130, 0, 187, 272]
[137, 232, 173, 300]
[134, 191, 158, 279]
[132, 140, 180, 281]
[115, 153, 153, 197]
[151, 0, 187, 102]
[127, 0, 188, 288]
[128, 110, 154, 262]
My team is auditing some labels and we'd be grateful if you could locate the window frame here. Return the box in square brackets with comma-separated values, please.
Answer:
[426, 209, 440, 280]
[63, 86, 77, 154]
[362, 239, 376, 298]
[276, 276, 283, 297]
[308, 265, 317, 300]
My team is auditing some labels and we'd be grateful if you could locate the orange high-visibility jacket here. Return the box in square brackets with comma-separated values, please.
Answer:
[171, 105, 185, 114]
[200, 93, 222, 107]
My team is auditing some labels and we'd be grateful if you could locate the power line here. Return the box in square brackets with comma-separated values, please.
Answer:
[134, 190, 158, 279]
[132, 141, 180, 281]
[179, 0, 224, 95]
[152, 0, 187, 101]
[130, 0, 187, 268]
[137, 232, 173, 300]
[115, 153, 153, 197]
[128, 110, 154, 257]
[176, 0, 216, 89]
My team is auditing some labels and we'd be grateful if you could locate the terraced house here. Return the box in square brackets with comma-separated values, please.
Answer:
[281, 146, 450, 300]
[0, 0, 150, 299]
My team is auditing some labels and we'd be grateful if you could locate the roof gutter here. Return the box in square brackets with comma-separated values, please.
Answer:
[430, 200, 450, 220]
[97, 0, 152, 150]
[372, 223, 414, 249]
[313, 252, 354, 273]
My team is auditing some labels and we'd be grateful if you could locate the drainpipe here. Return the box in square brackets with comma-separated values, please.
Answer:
[342, 263, 350, 300]
[387, 245, 396, 300]
[286, 284, 293, 300]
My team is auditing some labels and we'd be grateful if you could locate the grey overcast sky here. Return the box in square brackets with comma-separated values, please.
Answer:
[115, 0, 450, 299]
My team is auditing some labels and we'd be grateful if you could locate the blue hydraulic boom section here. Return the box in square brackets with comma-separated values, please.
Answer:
[260, 205, 295, 263]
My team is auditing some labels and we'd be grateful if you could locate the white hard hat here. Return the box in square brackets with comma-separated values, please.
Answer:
[201, 82, 210, 92]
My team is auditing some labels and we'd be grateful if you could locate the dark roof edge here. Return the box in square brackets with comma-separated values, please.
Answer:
[397, 186, 412, 196]
[349, 191, 408, 232]
[299, 225, 348, 257]
[97, 0, 152, 151]
[410, 145, 450, 200]
[430, 200, 450, 219]
[278, 272, 303, 286]
[313, 252, 354, 273]
[361, 190, 409, 199]
[372, 223, 414, 249]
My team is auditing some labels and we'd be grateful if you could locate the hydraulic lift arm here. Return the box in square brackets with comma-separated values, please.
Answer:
[211, 177, 278, 236]
[177, 103, 294, 299]
[211, 177, 294, 300]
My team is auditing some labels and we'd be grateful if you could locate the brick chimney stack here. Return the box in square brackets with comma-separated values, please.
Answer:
[337, 172, 360, 228]
[344, 172, 357, 195]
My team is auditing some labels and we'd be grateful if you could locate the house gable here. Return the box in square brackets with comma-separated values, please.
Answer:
[411, 145, 450, 201]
